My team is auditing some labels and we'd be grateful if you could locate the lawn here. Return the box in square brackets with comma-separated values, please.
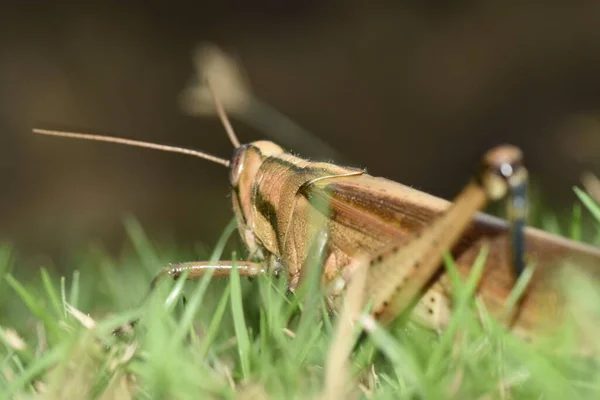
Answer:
[1, 188, 600, 399]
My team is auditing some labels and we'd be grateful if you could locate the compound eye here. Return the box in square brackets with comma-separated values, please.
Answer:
[229, 145, 247, 187]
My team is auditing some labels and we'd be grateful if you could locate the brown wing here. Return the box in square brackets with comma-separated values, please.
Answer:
[306, 173, 600, 333]
[309, 173, 600, 265]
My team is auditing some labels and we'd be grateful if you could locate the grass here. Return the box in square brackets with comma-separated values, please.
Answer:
[1, 190, 600, 399]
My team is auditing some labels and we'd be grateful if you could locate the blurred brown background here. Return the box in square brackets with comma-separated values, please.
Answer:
[2, 1, 600, 265]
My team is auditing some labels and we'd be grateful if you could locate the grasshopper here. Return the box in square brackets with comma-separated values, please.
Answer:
[33, 86, 600, 342]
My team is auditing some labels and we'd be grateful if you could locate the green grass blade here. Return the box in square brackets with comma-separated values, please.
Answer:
[167, 217, 238, 346]
[60, 276, 67, 318]
[443, 252, 465, 295]
[4, 342, 68, 397]
[163, 269, 191, 311]
[230, 253, 251, 380]
[4, 274, 59, 338]
[210, 217, 238, 262]
[169, 267, 214, 346]
[360, 315, 426, 396]
[198, 284, 232, 358]
[570, 203, 582, 241]
[501, 262, 536, 320]
[68, 270, 80, 309]
[0, 245, 12, 302]
[124, 215, 161, 270]
[427, 245, 489, 376]
[574, 186, 600, 224]
[292, 230, 328, 354]
[40, 268, 63, 319]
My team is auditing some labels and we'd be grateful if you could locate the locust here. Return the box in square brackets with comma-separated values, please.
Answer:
[33, 85, 600, 343]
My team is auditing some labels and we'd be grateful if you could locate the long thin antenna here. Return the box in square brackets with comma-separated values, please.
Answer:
[205, 78, 241, 148]
[32, 129, 230, 167]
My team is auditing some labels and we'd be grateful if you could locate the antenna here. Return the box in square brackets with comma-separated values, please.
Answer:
[32, 129, 230, 167]
[205, 78, 241, 148]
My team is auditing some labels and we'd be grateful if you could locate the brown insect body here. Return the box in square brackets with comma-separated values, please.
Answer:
[31, 69, 600, 346]
[32, 122, 600, 343]
[28, 47, 593, 346]
[229, 140, 600, 337]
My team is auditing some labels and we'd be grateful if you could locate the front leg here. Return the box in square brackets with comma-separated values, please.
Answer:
[151, 260, 267, 288]
[112, 259, 269, 336]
